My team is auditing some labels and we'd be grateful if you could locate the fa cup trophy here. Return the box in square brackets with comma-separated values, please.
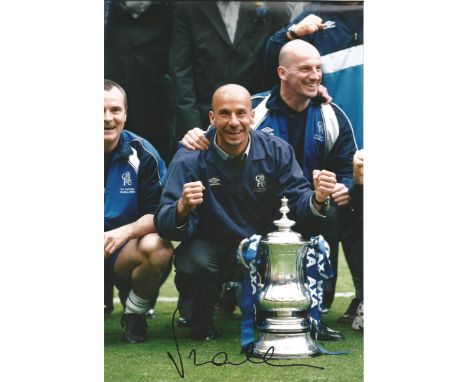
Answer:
[239, 197, 320, 359]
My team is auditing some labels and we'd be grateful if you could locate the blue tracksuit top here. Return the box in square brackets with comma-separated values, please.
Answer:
[156, 128, 323, 247]
[105, 130, 166, 232]
[251, 85, 357, 189]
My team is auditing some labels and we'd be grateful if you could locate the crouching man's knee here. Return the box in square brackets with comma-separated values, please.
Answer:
[138, 233, 173, 269]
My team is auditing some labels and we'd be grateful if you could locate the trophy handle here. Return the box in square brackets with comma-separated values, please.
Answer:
[237, 238, 250, 270]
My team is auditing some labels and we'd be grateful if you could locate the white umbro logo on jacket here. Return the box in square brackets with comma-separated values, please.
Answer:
[261, 126, 274, 134]
[209, 177, 221, 186]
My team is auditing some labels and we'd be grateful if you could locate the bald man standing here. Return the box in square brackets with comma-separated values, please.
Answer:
[156, 84, 336, 340]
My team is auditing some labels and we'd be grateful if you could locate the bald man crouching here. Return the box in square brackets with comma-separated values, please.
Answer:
[156, 84, 336, 340]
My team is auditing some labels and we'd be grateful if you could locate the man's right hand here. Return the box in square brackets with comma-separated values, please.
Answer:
[181, 128, 210, 151]
[176, 181, 205, 225]
[312, 169, 337, 202]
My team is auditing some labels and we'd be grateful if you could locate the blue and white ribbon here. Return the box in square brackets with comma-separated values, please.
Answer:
[304, 235, 334, 338]
[237, 234, 262, 352]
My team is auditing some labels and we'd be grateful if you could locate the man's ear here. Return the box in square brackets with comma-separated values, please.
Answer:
[208, 110, 215, 126]
[250, 109, 255, 124]
[277, 65, 287, 81]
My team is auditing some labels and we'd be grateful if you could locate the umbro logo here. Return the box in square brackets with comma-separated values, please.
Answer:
[322, 20, 336, 30]
[261, 126, 274, 134]
[209, 177, 221, 186]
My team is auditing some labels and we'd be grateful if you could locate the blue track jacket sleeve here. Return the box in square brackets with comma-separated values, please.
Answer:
[264, 23, 289, 86]
[155, 149, 200, 242]
[326, 104, 357, 189]
[137, 147, 167, 216]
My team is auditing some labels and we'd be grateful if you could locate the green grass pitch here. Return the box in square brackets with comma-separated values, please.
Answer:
[105, 248, 363, 381]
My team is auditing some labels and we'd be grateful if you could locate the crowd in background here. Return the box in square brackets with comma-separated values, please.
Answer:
[104, 1, 363, 162]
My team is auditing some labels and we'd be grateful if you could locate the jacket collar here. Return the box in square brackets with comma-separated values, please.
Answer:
[266, 84, 326, 112]
[231, 2, 252, 50]
[205, 128, 265, 164]
[110, 131, 133, 161]
[266, 85, 283, 111]
[198, 2, 263, 49]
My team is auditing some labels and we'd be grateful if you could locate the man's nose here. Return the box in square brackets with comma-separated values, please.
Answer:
[104, 109, 112, 121]
[229, 112, 239, 126]
[309, 68, 320, 80]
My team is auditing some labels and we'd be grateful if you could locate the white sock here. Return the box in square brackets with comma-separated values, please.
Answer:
[124, 290, 150, 315]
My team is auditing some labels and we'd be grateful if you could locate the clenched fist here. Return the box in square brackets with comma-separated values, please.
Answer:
[176, 181, 205, 224]
[312, 169, 337, 203]
[288, 14, 324, 39]
[331, 183, 350, 206]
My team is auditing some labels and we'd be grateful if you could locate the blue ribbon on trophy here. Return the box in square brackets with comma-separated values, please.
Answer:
[238, 234, 262, 353]
[304, 236, 334, 338]
[304, 237, 347, 355]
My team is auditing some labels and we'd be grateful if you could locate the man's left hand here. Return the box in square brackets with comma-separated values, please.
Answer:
[104, 225, 132, 258]
[181, 127, 209, 151]
[331, 183, 350, 206]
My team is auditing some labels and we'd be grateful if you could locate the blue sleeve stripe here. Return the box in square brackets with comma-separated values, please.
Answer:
[330, 103, 358, 149]
[129, 138, 165, 187]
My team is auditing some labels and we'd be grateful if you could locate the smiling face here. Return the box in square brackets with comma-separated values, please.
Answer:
[278, 41, 323, 110]
[104, 86, 127, 153]
[287, 55, 323, 98]
[281, 53, 322, 98]
[209, 84, 254, 157]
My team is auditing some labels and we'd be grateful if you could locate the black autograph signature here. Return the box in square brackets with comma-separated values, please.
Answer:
[166, 308, 324, 378]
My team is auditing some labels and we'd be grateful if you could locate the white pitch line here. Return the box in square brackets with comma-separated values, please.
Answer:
[113, 296, 177, 304]
[335, 292, 355, 297]
[113, 293, 354, 304]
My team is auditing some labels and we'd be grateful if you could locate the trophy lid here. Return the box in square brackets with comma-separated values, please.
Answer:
[262, 196, 306, 244]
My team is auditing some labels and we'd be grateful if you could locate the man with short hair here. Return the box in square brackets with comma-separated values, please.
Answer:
[104, 79, 173, 343]
[156, 84, 336, 340]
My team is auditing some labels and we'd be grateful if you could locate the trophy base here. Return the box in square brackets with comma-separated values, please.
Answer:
[252, 331, 320, 359]
[258, 316, 309, 333]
